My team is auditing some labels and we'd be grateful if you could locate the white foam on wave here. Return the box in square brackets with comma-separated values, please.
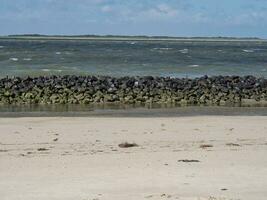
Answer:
[23, 58, 32, 61]
[42, 68, 63, 72]
[152, 47, 173, 51]
[188, 64, 199, 68]
[55, 52, 61, 55]
[9, 58, 18, 61]
[65, 51, 73, 55]
[0, 46, 4, 48]
[179, 49, 188, 54]
[242, 49, 254, 53]
[252, 48, 266, 51]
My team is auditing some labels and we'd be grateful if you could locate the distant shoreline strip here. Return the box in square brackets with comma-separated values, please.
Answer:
[0, 36, 266, 42]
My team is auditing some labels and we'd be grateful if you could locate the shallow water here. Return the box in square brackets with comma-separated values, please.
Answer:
[1, 104, 267, 117]
[0, 38, 267, 78]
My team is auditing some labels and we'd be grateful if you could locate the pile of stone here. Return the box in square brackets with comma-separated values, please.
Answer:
[0, 75, 267, 105]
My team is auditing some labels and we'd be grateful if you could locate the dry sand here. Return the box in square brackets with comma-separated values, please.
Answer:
[0, 116, 267, 200]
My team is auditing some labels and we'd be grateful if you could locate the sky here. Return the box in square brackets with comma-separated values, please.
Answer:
[1, 0, 267, 38]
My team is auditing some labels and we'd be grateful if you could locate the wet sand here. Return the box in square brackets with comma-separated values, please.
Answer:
[0, 116, 267, 200]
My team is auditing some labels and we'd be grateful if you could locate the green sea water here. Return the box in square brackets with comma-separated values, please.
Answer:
[0, 38, 267, 78]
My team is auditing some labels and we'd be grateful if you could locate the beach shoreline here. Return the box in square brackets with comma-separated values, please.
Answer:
[1, 116, 267, 200]
[1, 105, 267, 118]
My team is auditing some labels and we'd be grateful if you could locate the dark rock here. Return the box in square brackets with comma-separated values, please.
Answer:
[0, 75, 266, 106]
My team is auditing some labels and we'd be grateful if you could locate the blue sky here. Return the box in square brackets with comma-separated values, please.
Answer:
[1, 0, 267, 38]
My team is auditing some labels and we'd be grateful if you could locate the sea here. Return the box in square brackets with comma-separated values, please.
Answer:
[0, 38, 267, 78]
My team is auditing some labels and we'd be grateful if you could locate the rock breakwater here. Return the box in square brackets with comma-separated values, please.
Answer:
[0, 75, 267, 105]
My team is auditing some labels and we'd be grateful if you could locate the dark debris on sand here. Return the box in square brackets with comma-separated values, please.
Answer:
[118, 142, 138, 148]
[178, 159, 200, 163]
[226, 143, 241, 147]
[37, 148, 49, 151]
[200, 144, 213, 149]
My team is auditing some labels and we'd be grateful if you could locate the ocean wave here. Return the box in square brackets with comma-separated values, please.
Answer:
[242, 49, 254, 53]
[9, 58, 18, 61]
[154, 47, 172, 50]
[0, 46, 4, 48]
[188, 64, 199, 68]
[55, 52, 61, 55]
[252, 48, 266, 51]
[42, 69, 50, 72]
[64, 51, 73, 55]
[179, 49, 188, 54]
[23, 58, 32, 61]
[42, 69, 63, 72]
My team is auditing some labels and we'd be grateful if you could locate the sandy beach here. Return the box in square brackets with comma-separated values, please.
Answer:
[0, 116, 267, 200]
